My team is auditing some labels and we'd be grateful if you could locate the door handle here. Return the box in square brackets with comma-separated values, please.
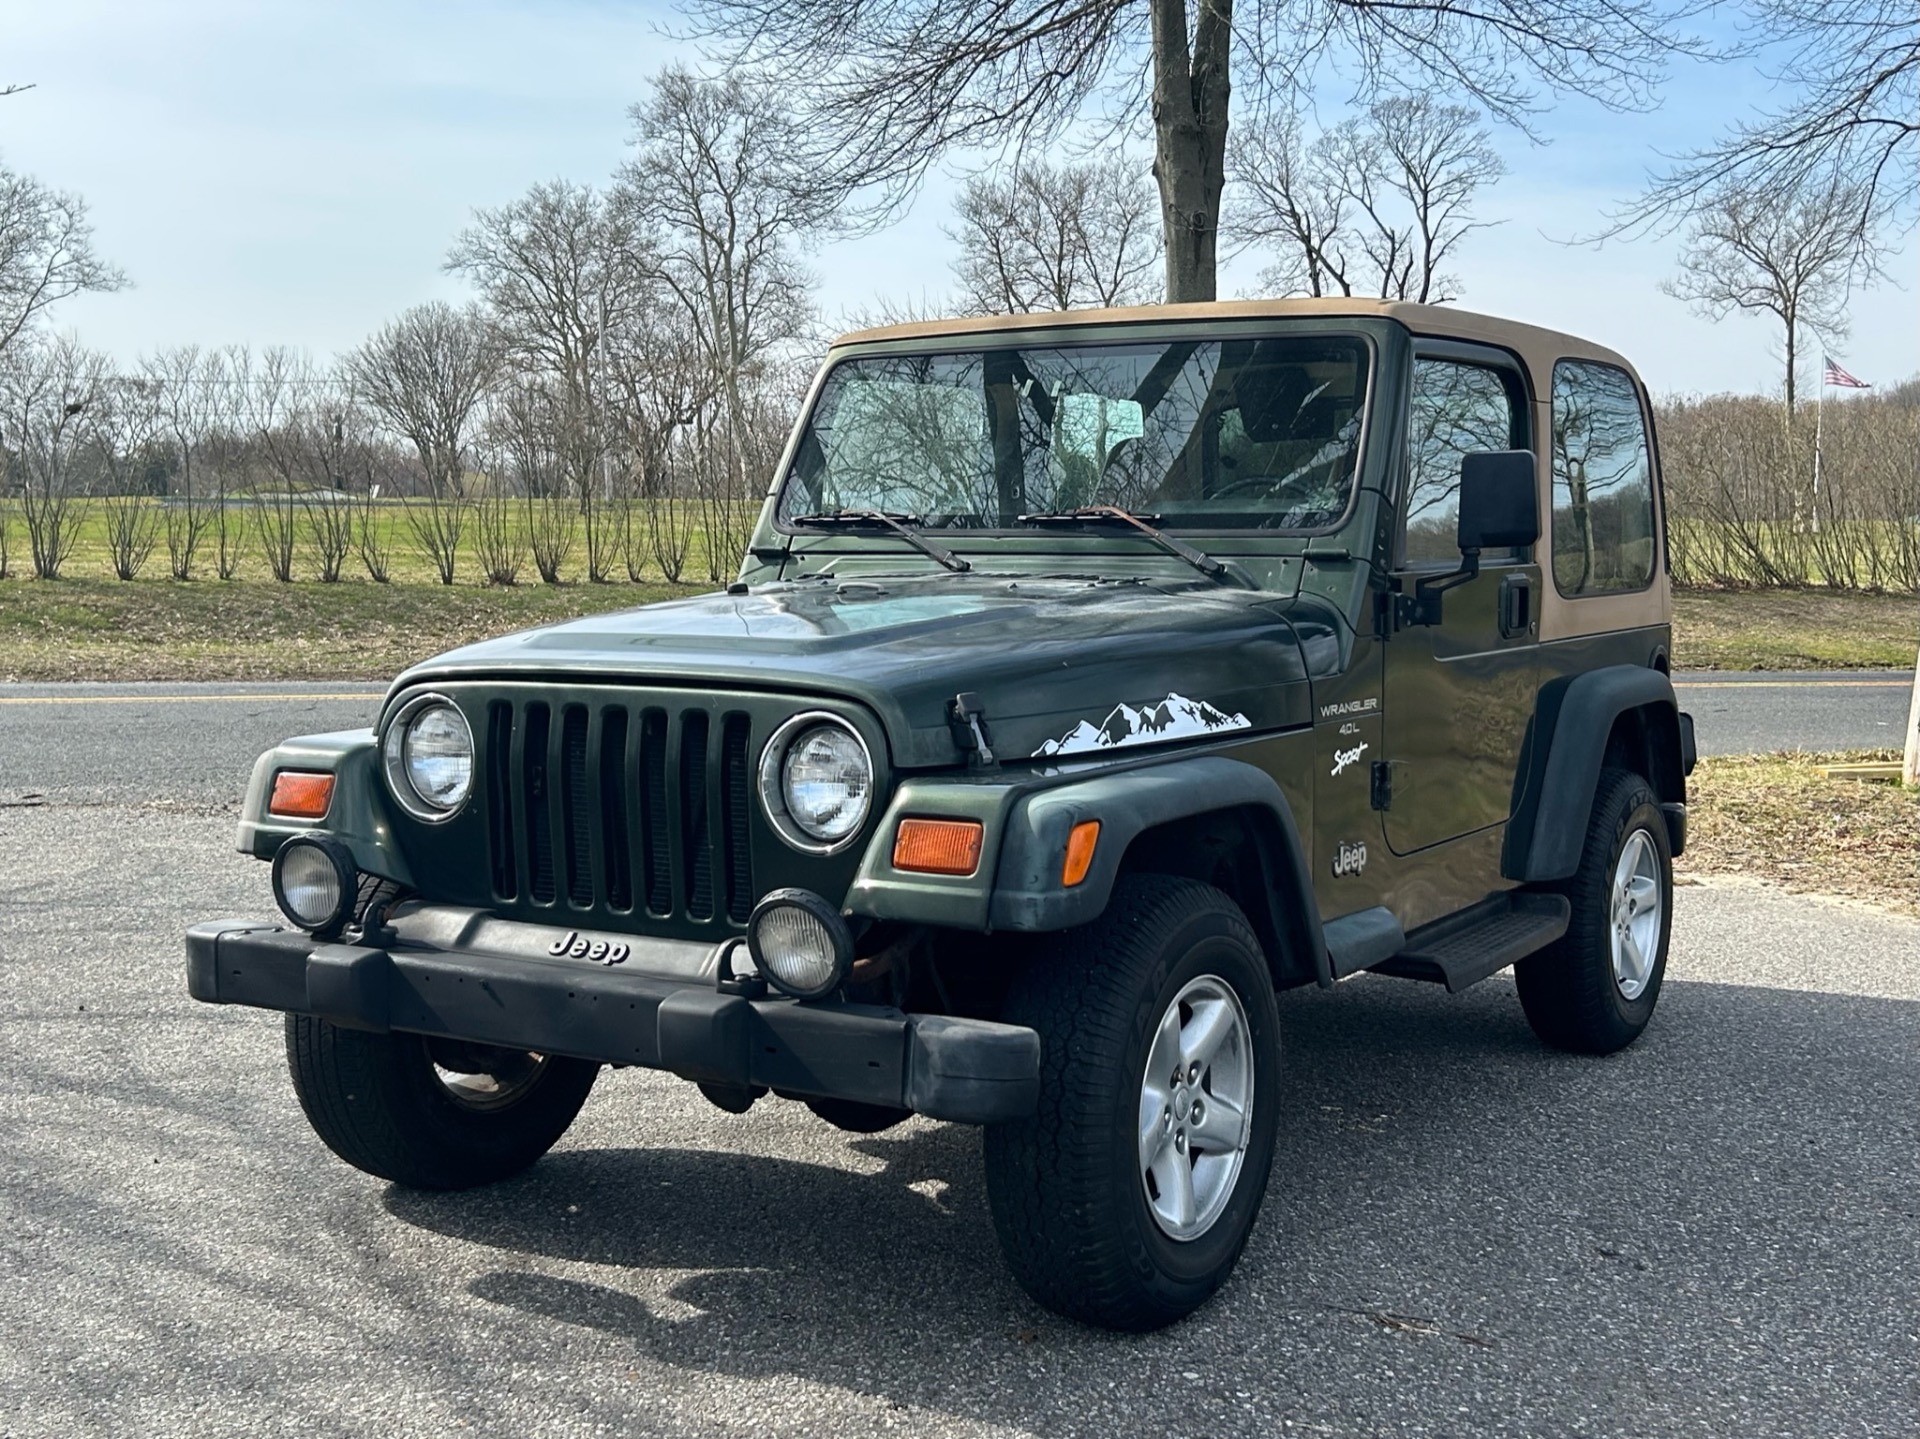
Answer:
[1498, 573, 1534, 639]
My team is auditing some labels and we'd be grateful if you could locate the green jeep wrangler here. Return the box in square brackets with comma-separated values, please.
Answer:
[188, 299, 1696, 1332]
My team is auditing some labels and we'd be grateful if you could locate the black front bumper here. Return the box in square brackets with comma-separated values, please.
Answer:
[186, 917, 1039, 1124]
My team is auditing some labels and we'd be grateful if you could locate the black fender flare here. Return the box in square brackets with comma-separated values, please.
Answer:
[1504, 665, 1688, 884]
[989, 753, 1328, 982]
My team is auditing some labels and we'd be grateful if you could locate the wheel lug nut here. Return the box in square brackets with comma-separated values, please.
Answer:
[1175, 1130, 1187, 1153]
[1187, 1062, 1201, 1083]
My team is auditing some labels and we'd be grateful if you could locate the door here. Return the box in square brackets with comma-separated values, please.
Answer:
[1381, 349, 1541, 856]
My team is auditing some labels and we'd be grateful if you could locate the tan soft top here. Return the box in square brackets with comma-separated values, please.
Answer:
[835, 298, 1636, 382]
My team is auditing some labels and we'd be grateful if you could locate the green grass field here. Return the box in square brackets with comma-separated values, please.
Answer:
[1, 574, 1911, 682]
[2, 500, 1914, 681]
[0, 577, 682, 682]
[10, 497, 739, 588]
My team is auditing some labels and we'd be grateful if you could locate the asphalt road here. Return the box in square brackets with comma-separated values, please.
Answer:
[2, 686, 1918, 1438]
[1671, 670, 1915, 757]
[0, 667, 1910, 813]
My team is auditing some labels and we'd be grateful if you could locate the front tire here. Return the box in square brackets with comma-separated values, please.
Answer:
[983, 875, 1282, 1331]
[1515, 767, 1673, 1054]
[285, 1016, 599, 1189]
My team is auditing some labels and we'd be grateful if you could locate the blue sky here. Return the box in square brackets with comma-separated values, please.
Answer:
[6, 0, 1915, 397]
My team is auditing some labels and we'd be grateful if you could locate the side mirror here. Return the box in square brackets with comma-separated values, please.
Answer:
[1457, 450, 1539, 553]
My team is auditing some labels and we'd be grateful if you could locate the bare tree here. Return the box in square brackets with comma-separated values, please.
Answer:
[472, 481, 527, 586]
[1231, 96, 1503, 302]
[623, 66, 829, 577]
[482, 379, 579, 583]
[142, 346, 222, 579]
[950, 157, 1163, 312]
[0, 166, 126, 355]
[1661, 171, 1870, 426]
[1625, 0, 1915, 263]
[447, 181, 647, 508]
[349, 302, 499, 499]
[95, 375, 165, 580]
[240, 347, 311, 583]
[0, 334, 108, 578]
[684, 0, 1702, 301]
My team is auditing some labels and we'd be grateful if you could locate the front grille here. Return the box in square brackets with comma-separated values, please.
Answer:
[484, 698, 756, 927]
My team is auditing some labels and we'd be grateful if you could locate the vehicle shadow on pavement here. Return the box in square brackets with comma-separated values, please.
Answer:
[379, 974, 1920, 1433]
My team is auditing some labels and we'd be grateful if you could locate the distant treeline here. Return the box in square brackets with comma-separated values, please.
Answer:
[1656, 378, 1920, 593]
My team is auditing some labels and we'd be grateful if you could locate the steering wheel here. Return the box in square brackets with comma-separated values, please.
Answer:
[1208, 465, 1336, 506]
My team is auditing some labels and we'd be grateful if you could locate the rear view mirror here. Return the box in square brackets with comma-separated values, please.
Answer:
[1457, 450, 1539, 553]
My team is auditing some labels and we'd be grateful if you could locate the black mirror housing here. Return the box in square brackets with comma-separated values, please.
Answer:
[1457, 450, 1540, 553]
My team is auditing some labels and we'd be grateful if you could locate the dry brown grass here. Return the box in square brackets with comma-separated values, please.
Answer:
[0, 578, 680, 682]
[1672, 588, 1917, 670]
[1679, 750, 1919, 917]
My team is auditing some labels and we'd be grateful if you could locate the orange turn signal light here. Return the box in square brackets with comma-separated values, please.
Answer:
[269, 771, 335, 820]
[1062, 820, 1101, 887]
[892, 818, 984, 876]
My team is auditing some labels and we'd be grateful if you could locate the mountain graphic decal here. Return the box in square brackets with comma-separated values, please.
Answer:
[1032, 693, 1252, 758]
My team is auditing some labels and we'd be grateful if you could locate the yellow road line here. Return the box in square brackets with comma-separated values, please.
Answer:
[0, 692, 382, 707]
[1674, 680, 1908, 689]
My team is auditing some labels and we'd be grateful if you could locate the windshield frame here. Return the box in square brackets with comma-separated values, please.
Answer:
[770, 322, 1382, 541]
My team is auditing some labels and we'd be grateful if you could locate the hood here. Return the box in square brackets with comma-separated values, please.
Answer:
[396, 574, 1342, 768]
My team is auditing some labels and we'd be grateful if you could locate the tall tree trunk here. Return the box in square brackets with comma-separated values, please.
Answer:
[1150, 0, 1232, 303]
[1782, 311, 1798, 435]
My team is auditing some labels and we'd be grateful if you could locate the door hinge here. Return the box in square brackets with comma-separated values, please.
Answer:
[1370, 761, 1393, 811]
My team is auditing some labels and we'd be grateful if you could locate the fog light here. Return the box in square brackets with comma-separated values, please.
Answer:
[747, 889, 853, 1001]
[272, 835, 357, 937]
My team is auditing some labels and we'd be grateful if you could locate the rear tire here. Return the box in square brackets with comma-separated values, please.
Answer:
[983, 875, 1281, 1331]
[1515, 767, 1672, 1055]
[285, 1016, 599, 1189]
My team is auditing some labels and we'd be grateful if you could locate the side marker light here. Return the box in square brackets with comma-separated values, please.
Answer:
[1062, 820, 1101, 887]
[269, 771, 335, 820]
[893, 818, 985, 877]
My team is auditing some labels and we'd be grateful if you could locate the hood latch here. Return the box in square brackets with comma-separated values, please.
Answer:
[947, 692, 997, 769]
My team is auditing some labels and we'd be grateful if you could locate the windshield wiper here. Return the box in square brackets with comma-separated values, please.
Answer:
[1018, 505, 1247, 587]
[788, 510, 971, 573]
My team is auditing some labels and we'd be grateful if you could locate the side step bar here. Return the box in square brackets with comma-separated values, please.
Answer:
[1371, 892, 1572, 994]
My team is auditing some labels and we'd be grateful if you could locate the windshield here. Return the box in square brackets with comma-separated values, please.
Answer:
[778, 334, 1372, 532]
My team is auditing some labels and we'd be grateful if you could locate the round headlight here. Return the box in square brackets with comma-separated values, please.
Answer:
[759, 715, 873, 852]
[272, 835, 357, 936]
[383, 694, 473, 819]
[747, 889, 853, 1000]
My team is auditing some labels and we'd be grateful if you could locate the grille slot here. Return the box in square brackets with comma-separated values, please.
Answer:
[486, 701, 516, 899]
[484, 697, 751, 928]
[522, 702, 555, 905]
[561, 705, 593, 907]
[722, 715, 754, 923]
[641, 710, 671, 914]
[600, 708, 632, 912]
[681, 712, 713, 921]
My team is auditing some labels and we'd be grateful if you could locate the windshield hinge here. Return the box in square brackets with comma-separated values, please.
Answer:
[947, 692, 997, 769]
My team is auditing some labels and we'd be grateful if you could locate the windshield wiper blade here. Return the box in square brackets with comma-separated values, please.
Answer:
[789, 510, 971, 573]
[1018, 505, 1245, 587]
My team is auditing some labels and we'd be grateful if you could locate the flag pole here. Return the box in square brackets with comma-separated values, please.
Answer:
[1812, 357, 1825, 536]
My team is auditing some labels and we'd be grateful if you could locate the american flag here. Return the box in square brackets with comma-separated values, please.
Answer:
[1822, 357, 1870, 389]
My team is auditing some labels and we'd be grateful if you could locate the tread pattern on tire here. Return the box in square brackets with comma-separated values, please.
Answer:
[983, 874, 1278, 1331]
[1515, 766, 1670, 1055]
[285, 1016, 597, 1189]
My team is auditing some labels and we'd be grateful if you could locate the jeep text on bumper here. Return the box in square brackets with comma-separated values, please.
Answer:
[188, 910, 1040, 1124]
